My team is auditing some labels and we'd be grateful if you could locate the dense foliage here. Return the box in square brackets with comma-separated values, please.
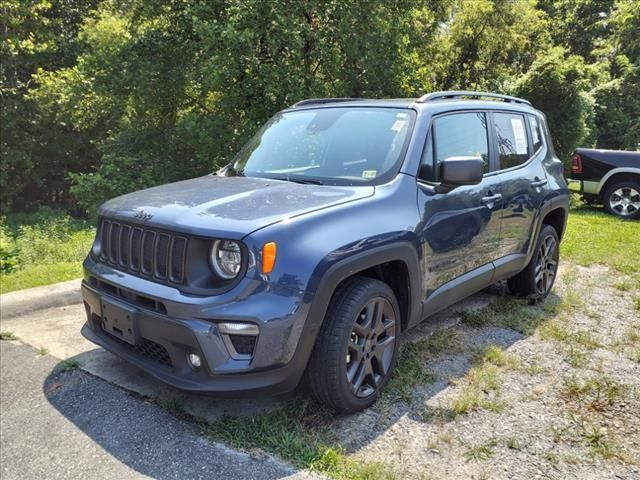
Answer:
[1, 0, 639, 215]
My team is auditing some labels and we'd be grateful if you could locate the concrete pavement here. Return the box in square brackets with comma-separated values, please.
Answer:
[0, 340, 317, 480]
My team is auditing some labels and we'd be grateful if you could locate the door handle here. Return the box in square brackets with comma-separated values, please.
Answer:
[481, 193, 502, 205]
[531, 178, 548, 188]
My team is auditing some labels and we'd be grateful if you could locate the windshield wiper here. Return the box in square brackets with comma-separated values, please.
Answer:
[270, 176, 323, 185]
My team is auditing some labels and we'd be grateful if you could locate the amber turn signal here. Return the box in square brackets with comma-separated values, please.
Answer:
[261, 242, 277, 274]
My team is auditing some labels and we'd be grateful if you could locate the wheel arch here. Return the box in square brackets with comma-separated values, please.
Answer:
[597, 168, 640, 197]
[307, 242, 422, 335]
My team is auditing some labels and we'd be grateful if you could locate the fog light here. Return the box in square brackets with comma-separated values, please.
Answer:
[187, 352, 201, 369]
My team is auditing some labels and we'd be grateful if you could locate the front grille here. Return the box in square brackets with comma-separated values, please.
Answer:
[99, 219, 188, 284]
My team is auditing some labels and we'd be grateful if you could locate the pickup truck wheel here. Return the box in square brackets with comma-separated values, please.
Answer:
[602, 180, 640, 219]
[305, 276, 400, 412]
[508, 224, 559, 302]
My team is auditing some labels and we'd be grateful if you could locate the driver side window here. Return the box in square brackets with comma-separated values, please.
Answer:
[420, 112, 490, 182]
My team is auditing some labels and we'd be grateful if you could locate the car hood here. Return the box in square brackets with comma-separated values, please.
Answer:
[99, 175, 374, 239]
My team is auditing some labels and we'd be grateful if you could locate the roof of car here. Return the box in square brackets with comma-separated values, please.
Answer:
[287, 92, 538, 114]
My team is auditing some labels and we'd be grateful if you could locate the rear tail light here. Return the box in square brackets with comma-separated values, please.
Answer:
[571, 153, 583, 174]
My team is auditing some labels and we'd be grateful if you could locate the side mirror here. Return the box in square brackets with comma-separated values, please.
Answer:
[439, 156, 484, 190]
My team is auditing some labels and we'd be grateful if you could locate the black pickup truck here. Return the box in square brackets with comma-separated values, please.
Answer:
[571, 148, 640, 219]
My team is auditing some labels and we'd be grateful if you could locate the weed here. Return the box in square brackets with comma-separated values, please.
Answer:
[539, 321, 601, 351]
[505, 437, 521, 450]
[0, 331, 17, 341]
[542, 452, 560, 465]
[582, 426, 618, 460]
[464, 439, 497, 462]
[59, 359, 80, 371]
[451, 387, 505, 415]
[472, 344, 519, 369]
[613, 280, 633, 292]
[562, 375, 627, 411]
[420, 406, 457, 424]
[36, 346, 49, 356]
[624, 325, 640, 344]
[566, 346, 587, 368]
[158, 396, 185, 414]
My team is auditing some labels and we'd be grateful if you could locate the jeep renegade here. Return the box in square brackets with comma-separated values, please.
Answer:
[81, 91, 569, 412]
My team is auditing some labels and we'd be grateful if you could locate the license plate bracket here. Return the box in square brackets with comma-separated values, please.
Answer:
[100, 297, 140, 345]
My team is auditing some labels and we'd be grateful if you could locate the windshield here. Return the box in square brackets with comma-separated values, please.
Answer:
[229, 107, 415, 185]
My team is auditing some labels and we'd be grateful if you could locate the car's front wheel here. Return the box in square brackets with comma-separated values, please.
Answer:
[602, 179, 640, 220]
[306, 276, 400, 412]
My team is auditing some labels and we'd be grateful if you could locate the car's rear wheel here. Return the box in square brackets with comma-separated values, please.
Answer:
[305, 276, 400, 412]
[602, 180, 640, 220]
[508, 224, 560, 302]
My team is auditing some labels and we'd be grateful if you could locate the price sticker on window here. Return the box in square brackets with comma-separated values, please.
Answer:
[511, 118, 527, 154]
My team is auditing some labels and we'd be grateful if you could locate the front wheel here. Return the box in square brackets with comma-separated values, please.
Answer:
[508, 224, 560, 302]
[305, 276, 400, 412]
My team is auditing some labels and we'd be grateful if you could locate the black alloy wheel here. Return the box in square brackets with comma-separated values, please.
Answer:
[346, 297, 396, 398]
[306, 276, 401, 412]
[534, 232, 558, 297]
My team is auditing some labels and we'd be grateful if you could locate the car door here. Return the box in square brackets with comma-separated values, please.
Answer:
[416, 111, 502, 300]
[489, 111, 548, 260]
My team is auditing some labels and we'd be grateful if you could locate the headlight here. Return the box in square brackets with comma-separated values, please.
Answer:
[210, 240, 242, 279]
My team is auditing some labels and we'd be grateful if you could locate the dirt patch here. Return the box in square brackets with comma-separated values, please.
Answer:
[329, 264, 640, 479]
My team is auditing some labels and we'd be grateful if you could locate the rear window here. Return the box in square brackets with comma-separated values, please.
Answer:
[529, 115, 544, 152]
[494, 112, 530, 170]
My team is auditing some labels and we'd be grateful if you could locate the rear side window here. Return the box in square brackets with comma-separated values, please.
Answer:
[424, 112, 489, 181]
[529, 115, 544, 152]
[493, 112, 530, 170]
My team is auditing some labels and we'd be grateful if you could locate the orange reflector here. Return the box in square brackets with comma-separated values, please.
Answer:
[261, 242, 277, 274]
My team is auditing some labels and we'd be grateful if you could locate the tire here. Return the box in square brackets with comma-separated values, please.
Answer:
[305, 276, 401, 412]
[508, 224, 560, 302]
[602, 180, 640, 220]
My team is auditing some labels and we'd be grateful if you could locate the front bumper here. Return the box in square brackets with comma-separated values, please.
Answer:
[80, 256, 316, 395]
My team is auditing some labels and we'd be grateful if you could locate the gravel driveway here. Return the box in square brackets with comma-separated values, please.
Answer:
[330, 263, 640, 479]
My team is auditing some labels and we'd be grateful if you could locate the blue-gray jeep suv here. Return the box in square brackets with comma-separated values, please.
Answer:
[81, 91, 569, 412]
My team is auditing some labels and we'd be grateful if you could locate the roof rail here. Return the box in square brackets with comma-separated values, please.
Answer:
[291, 98, 361, 108]
[417, 91, 531, 106]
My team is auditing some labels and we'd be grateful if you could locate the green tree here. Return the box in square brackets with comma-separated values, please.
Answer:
[514, 47, 597, 163]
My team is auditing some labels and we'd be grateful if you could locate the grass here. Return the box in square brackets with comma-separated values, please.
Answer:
[206, 399, 396, 479]
[458, 296, 547, 335]
[561, 202, 640, 275]
[59, 359, 80, 371]
[561, 375, 627, 411]
[0, 331, 18, 340]
[158, 396, 185, 415]
[451, 348, 511, 414]
[385, 329, 459, 401]
[463, 439, 497, 462]
[0, 207, 94, 293]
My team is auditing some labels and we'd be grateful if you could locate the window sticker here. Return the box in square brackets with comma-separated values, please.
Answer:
[531, 117, 540, 144]
[391, 119, 407, 132]
[511, 118, 527, 154]
[362, 170, 377, 179]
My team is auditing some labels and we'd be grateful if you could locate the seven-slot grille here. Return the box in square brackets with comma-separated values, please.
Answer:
[99, 219, 188, 284]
